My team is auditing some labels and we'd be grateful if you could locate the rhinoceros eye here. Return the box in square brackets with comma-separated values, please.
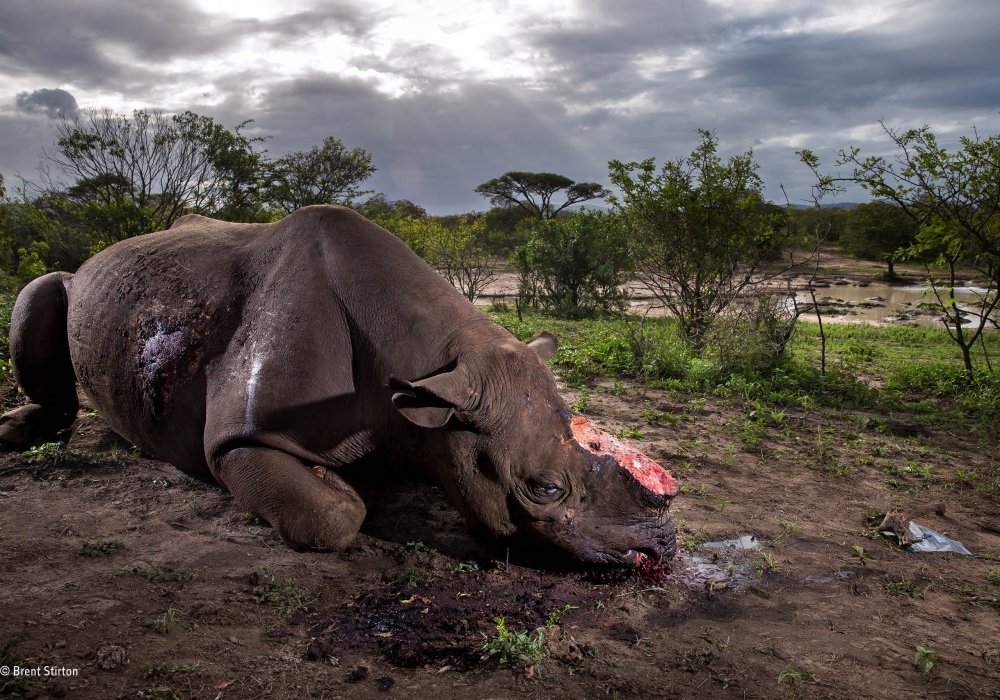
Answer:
[527, 478, 564, 504]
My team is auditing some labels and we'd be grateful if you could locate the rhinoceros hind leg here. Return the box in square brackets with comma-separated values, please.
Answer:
[0, 272, 79, 450]
[213, 445, 366, 550]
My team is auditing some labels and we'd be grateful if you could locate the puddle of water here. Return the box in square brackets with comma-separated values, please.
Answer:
[702, 535, 762, 551]
[794, 283, 995, 327]
[655, 535, 762, 591]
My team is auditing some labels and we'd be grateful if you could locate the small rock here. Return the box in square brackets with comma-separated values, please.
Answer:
[376, 676, 395, 692]
[95, 644, 127, 670]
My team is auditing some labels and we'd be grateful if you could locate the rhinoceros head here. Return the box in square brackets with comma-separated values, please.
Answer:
[389, 333, 678, 567]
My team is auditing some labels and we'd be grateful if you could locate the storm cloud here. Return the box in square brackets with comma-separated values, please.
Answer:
[16, 88, 78, 118]
[2, 0, 999, 210]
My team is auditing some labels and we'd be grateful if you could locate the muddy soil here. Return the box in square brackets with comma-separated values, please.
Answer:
[2, 377, 999, 699]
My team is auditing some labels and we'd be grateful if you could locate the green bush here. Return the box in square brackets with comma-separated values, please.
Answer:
[512, 210, 631, 318]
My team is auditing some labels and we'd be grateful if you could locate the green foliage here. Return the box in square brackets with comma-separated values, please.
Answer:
[16, 242, 48, 283]
[609, 130, 790, 347]
[914, 645, 937, 674]
[266, 136, 375, 212]
[841, 201, 918, 278]
[0, 294, 14, 382]
[50, 108, 269, 231]
[475, 171, 608, 219]
[1, 107, 373, 283]
[837, 123, 1000, 372]
[512, 210, 632, 317]
[150, 607, 181, 634]
[786, 205, 849, 244]
[252, 567, 315, 614]
[376, 212, 495, 301]
[23, 442, 98, 469]
[545, 604, 578, 626]
[480, 617, 546, 667]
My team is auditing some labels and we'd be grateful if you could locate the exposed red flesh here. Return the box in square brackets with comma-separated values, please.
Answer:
[570, 415, 679, 497]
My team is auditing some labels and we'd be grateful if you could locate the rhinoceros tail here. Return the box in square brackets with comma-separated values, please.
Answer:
[0, 272, 79, 449]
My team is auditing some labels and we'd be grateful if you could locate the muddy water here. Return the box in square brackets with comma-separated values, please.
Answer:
[794, 282, 994, 327]
[479, 278, 995, 328]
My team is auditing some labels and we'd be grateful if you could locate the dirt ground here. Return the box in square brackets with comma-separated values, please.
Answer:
[2, 367, 999, 700]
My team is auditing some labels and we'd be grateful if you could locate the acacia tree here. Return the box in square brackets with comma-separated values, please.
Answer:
[609, 130, 788, 347]
[835, 123, 1000, 373]
[266, 136, 374, 213]
[474, 171, 608, 219]
[841, 200, 918, 279]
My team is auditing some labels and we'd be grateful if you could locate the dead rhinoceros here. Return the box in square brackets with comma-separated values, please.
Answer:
[1, 205, 678, 566]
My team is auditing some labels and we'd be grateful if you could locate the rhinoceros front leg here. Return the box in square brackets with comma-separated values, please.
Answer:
[213, 445, 366, 550]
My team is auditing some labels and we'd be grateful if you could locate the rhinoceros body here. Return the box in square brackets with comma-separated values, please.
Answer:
[1, 206, 677, 566]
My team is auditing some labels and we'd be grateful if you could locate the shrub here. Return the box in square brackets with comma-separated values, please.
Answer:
[512, 210, 631, 318]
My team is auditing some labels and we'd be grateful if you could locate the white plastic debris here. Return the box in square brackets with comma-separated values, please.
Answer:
[904, 522, 972, 555]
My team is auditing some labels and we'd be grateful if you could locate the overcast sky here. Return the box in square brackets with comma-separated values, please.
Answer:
[1, 0, 998, 214]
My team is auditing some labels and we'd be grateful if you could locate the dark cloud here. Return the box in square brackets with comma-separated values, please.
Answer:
[255, 74, 607, 212]
[0, 0, 375, 90]
[2, 1, 999, 212]
[16, 88, 79, 119]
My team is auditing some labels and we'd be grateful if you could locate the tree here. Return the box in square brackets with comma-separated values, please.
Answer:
[356, 193, 426, 221]
[835, 123, 1000, 373]
[377, 214, 498, 303]
[512, 210, 631, 317]
[474, 171, 608, 219]
[267, 136, 375, 213]
[42, 108, 266, 231]
[426, 216, 497, 304]
[841, 201, 918, 279]
[608, 130, 789, 347]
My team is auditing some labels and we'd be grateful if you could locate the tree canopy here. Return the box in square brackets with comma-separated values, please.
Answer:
[609, 130, 788, 346]
[474, 171, 608, 218]
[267, 136, 375, 213]
[841, 201, 917, 278]
[834, 122, 1000, 372]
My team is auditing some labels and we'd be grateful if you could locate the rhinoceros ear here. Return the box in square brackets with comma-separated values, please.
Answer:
[389, 363, 478, 429]
[526, 332, 558, 361]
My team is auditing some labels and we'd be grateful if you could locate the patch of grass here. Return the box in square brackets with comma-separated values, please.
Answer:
[773, 520, 803, 542]
[755, 551, 780, 575]
[252, 567, 314, 614]
[480, 617, 546, 667]
[679, 483, 708, 497]
[638, 403, 685, 425]
[400, 540, 438, 556]
[570, 387, 592, 413]
[143, 687, 180, 700]
[450, 560, 480, 573]
[81, 538, 126, 557]
[23, 442, 98, 469]
[613, 425, 644, 440]
[150, 607, 180, 634]
[883, 576, 919, 597]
